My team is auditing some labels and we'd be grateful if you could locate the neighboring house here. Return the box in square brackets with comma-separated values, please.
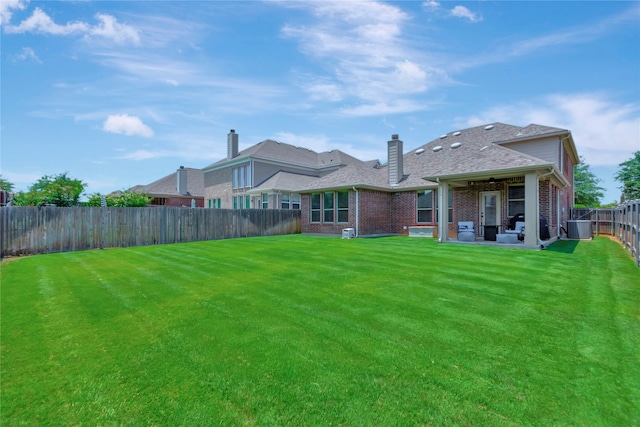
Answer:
[202, 130, 376, 210]
[203, 123, 578, 247]
[130, 166, 205, 207]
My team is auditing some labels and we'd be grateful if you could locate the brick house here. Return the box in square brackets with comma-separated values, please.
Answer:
[203, 124, 579, 247]
[130, 166, 204, 207]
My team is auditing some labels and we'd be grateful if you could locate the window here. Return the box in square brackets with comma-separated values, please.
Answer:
[311, 192, 347, 223]
[310, 193, 321, 222]
[323, 192, 334, 222]
[208, 198, 221, 208]
[291, 194, 301, 210]
[233, 168, 239, 189]
[508, 185, 525, 217]
[337, 191, 349, 223]
[281, 194, 290, 209]
[232, 165, 251, 189]
[262, 193, 268, 209]
[233, 195, 246, 210]
[417, 190, 434, 223]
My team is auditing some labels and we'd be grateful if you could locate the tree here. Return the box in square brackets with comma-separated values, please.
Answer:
[574, 156, 605, 207]
[11, 172, 85, 207]
[85, 191, 151, 207]
[615, 151, 640, 202]
[0, 177, 14, 192]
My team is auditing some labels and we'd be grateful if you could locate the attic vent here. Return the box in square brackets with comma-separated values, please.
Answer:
[432, 146, 443, 152]
[450, 142, 461, 149]
[480, 146, 488, 151]
[484, 125, 494, 130]
[415, 148, 425, 154]
[517, 131, 524, 136]
[453, 131, 461, 136]
[440, 134, 447, 139]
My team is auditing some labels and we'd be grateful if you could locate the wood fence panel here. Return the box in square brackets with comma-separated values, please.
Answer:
[571, 202, 640, 267]
[0, 207, 301, 257]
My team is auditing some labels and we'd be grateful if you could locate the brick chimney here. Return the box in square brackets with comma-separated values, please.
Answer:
[177, 166, 187, 195]
[387, 134, 404, 185]
[227, 129, 239, 160]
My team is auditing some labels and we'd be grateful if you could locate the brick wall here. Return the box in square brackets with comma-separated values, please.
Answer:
[165, 197, 204, 208]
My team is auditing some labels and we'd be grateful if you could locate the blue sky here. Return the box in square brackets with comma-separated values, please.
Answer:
[2, 0, 639, 204]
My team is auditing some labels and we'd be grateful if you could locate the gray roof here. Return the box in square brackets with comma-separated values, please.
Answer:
[249, 171, 318, 193]
[203, 139, 368, 170]
[203, 123, 573, 194]
[410, 122, 558, 180]
[294, 122, 570, 192]
[131, 167, 204, 198]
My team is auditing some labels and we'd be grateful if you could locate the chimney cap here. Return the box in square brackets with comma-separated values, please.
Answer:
[391, 134, 399, 140]
[179, 165, 184, 169]
[230, 129, 235, 133]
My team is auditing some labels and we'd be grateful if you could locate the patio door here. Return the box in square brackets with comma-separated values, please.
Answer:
[479, 191, 501, 237]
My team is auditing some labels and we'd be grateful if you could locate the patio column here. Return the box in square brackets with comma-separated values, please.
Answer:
[524, 172, 539, 246]
[438, 181, 449, 242]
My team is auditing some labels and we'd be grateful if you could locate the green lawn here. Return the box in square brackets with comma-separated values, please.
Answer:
[1, 236, 638, 426]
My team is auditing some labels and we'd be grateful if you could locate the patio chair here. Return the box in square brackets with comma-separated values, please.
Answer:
[457, 221, 476, 242]
[505, 221, 525, 241]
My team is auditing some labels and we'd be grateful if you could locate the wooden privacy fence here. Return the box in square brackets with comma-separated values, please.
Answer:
[572, 200, 640, 267]
[0, 206, 301, 257]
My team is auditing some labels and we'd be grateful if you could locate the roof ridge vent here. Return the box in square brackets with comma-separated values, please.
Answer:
[432, 145, 443, 152]
[415, 148, 425, 154]
[484, 125, 494, 130]
[450, 142, 462, 149]
[440, 134, 448, 139]
[453, 131, 462, 136]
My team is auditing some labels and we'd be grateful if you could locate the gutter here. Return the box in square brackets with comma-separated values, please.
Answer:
[352, 186, 359, 237]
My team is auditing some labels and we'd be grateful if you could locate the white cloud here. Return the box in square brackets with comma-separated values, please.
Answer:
[279, 1, 440, 113]
[88, 13, 140, 44]
[422, 1, 482, 22]
[422, 1, 440, 10]
[11, 46, 41, 63]
[4, 7, 139, 44]
[0, 0, 27, 26]
[450, 5, 482, 23]
[459, 93, 640, 167]
[103, 114, 154, 138]
[4, 7, 88, 35]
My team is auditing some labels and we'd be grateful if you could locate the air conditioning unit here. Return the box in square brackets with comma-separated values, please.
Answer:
[342, 228, 355, 239]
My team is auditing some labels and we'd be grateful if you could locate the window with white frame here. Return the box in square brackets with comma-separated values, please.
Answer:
[337, 191, 349, 222]
[262, 193, 268, 209]
[323, 192, 334, 222]
[281, 194, 290, 209]
[508, 185, 525, 217]
[232, 165, 251, 189]
[417, 190, 434, 223]
[310, 193, 321, 222]
[309, 191, 348, 223]
[291, 194, 301, 210]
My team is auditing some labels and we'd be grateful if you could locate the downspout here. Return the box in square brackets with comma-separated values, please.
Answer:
[537, 167, 555, 246]
[352, 187, 359, 237]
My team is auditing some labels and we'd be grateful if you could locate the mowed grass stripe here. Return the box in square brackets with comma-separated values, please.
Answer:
[1, 235, 638, 425]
